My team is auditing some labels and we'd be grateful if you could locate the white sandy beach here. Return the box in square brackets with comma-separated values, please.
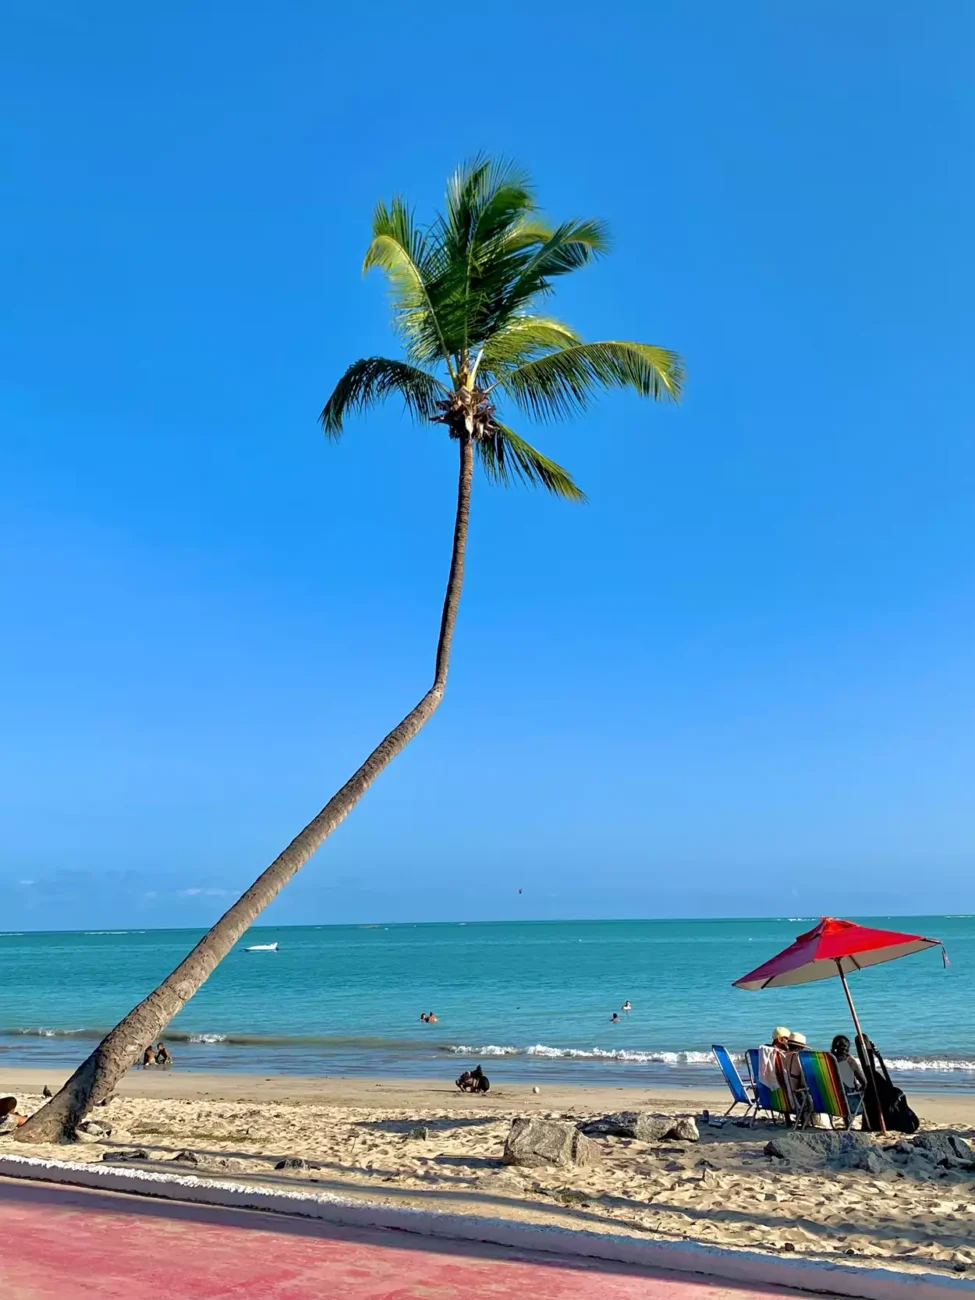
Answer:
[2, 1070, 974, 1276]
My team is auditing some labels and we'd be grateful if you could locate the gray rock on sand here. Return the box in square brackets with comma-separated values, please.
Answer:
[845, 1148, 890, 1175]
[766, 1131, 869, 1164]
[580, 1112, 698, 1143]
[503, 1118, 601, 1168]
[75, 1118, 112, 1144]
[102, 1149, 149, 1162]
[765, 1130, 895, 1174]
[408, 1126, 429, 1141]
[275, 1156, 312, 1171]
[909, 1131, 975, 1168]
[172, 1150, 200, 1165]
[670, 1117, 700, 1143]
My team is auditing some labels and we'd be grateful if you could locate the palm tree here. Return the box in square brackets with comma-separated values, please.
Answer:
[17, 158, 682, 1142]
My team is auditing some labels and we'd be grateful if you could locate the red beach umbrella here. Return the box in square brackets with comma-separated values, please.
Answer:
[733, 917, 946, 1134]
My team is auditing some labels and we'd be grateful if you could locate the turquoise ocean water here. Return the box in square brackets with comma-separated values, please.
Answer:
[0, 917, 970, 1089]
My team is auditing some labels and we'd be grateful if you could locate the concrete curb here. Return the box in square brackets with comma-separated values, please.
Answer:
[0, 1154, 971, 1298]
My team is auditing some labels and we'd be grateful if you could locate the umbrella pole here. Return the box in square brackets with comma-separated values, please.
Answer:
[836, 961, 887, 1137]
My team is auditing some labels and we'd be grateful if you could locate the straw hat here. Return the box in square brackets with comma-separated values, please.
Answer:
[772, 1026, 791, 1042]
[788, 1031, 807, 1046]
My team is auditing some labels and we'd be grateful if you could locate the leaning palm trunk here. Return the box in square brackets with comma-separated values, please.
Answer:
[16, 437, 473, 1143]
[17, 156, 682, 1142]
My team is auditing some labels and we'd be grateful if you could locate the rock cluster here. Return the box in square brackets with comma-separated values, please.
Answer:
[765, 1128, 975, 1178]
[580, 1112, 700, 1143]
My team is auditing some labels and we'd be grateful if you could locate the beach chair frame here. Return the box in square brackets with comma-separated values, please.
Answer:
[796, 1049, 861, 1130]
[711, 1045, 758, 1124]
[745, 1049, 791, 1125]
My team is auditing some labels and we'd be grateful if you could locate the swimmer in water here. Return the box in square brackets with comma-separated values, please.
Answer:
[622, 1000, 632, 1013]
[611, 1012, 620, 1023]
[427, 1012, 438, 1023]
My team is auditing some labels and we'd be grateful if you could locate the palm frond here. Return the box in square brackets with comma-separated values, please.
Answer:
[474, 316, 582, 380]
[362, 198, 453, 372]
[444, 156, 535, 254]
[491, 340, 684, 421]
[519, 218, 611, 279]
[467, 219, 611, 344]
[475, 423, 586, 501]
[320, 357, 448, 439]
[434, 157, 538, 360]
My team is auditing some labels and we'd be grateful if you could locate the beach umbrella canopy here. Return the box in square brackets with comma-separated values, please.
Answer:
[733, 917, 946, 1136]
[733, 917, 945, 991]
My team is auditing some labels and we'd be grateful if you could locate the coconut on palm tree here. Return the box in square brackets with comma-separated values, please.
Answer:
[18, 158, 682, 1142]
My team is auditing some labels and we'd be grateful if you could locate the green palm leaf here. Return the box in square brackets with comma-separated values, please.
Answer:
[465, 219, 610, 345]
[434, 157, 540, 360]
[320, 357, 448, 439]
[474, 315, 582, 379]
[475, 423, 586, 501]
[492, 340, 683, 421]
[362, 198, 454, 373]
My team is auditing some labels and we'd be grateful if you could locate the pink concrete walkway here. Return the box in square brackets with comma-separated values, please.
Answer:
[0, 1177, 808, 1299]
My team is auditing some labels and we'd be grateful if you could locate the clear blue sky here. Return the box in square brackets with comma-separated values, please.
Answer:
[2, 1, 972, 930]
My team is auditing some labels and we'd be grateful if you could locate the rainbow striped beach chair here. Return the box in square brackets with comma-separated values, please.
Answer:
[796, 1050, 863, 1130]
[745, 1048, 790, 1124]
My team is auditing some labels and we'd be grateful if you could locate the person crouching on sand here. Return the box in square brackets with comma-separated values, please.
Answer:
[0, 1097, 26, 1132]
[455, 1066, 490, 1093]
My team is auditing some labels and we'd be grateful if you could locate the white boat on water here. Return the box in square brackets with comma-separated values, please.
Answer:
[244, 942, 278, 952]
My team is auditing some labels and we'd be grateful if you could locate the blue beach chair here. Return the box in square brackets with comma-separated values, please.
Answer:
[745, 1048, 790, 1124]
[711, 1045, 758, 1124]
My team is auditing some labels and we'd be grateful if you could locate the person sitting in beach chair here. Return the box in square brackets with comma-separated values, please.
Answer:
[796, 1047, 863, 1130]
[755, 1029, 807, 1124]
[746, 1049, 790, 1124]
[780, 1032, 811, 1123]
[831, 1035, 867, 1096]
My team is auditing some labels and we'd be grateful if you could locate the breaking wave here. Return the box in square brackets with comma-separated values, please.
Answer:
[445, 1044, 975, 1072]
[446, 1044, 715, 1065]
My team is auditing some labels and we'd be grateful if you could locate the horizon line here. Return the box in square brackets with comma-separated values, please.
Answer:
[0, 912, 964, 938]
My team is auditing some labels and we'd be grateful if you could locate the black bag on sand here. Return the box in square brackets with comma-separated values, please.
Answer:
[858, 1037, 920, 1134]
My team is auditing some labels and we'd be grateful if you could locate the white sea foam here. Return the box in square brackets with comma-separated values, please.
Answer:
[446, 1044, 975, 1072]
[187, 1033, 228, 1044]
[886, 1057, 975, 1072]
[447, 1044, 714, 1065]
[14, 1027, 84, 1038]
